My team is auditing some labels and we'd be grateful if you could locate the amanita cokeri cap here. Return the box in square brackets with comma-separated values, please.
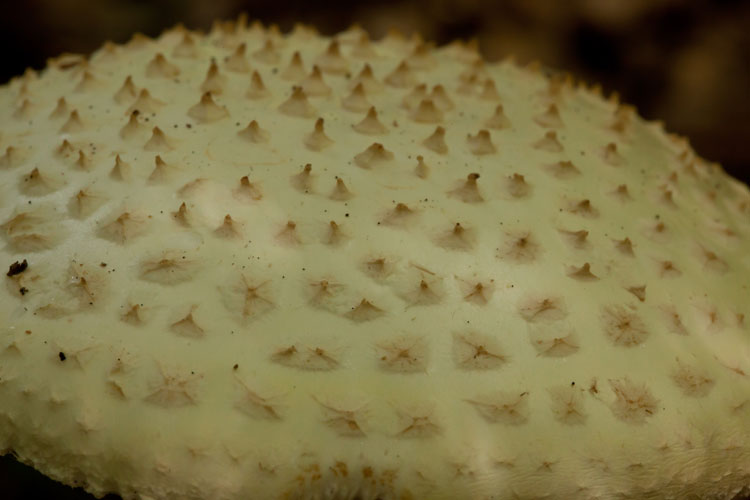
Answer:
[1, 19, 749, 500]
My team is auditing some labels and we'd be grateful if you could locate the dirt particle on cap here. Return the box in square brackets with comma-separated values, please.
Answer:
[7, 259, 28, 277]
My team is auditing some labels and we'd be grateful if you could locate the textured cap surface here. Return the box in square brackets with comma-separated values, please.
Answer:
[1, 19, 749, 500]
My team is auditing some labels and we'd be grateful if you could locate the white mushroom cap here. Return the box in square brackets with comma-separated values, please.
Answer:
[0, 19, 749, 500]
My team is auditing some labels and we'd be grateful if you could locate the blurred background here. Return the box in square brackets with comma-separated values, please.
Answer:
[0, 0, 749, 498]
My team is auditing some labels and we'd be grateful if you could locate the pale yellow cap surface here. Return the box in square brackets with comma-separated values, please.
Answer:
[0, 18, 749, 500]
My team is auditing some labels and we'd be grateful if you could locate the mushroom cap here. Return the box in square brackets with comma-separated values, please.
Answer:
[1, 20, 749, 500]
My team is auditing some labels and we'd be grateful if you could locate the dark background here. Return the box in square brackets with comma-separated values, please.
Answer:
[1, 1, 749, 499]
